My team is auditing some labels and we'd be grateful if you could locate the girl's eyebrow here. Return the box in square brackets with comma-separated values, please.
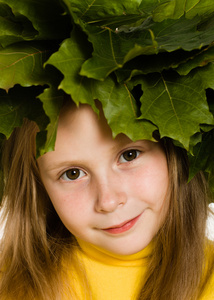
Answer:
[42, 160, 82, 173]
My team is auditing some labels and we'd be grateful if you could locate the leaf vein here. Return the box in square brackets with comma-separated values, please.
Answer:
[124, 84, 137, 118]
[81, 0, 96, 18]
[170, 97, 210, 118]
[109, 30, 121, 68]
[0, 50, 46, 71]
[142, 89, 165, 116]
[161, 74, 184, 135]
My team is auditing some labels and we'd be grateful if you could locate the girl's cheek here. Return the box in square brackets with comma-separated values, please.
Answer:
[51, 188, 90, 213]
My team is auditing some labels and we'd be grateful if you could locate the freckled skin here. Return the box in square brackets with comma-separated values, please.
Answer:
[38, 104, 169, 255]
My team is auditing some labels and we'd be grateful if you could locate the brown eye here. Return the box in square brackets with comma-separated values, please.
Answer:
[61, 168, 86, 181]
[120, 150, 140, 163]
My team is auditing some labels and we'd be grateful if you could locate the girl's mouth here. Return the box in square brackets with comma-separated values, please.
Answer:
[101, 214, 142, 234]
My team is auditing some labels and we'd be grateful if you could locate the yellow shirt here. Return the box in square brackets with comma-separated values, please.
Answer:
[68, 239, 214, 300]
[75, 239, 151, 300]
[200, 242, 214, 300]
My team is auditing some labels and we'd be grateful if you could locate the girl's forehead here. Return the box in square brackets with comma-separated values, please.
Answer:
[57, 103, 114, 143]
[59, 103, 97, 128]
[56, 102, 158, 152]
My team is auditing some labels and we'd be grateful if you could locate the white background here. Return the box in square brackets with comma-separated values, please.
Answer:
[206, 203, 214, 241]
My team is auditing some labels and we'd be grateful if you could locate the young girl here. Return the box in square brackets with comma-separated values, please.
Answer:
[0, 100, 214, 300]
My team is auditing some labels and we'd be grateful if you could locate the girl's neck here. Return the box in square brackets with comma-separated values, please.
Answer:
[76, 238, 153, 267]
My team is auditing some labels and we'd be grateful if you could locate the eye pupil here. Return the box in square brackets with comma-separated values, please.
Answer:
[123, 150, 137, 161]
[66, 169, 80, 180]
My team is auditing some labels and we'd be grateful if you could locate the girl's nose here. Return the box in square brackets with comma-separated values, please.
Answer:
[94, 176, 127, 213]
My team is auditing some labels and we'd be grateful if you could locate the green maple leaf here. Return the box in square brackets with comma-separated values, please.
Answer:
[93, 76, 157, 141]
[137, 71, 214, 149]
[197, 62, 214, 90]
[0, 42, 57, 90]
[0, 0, 70, 41]
[188, 129, 214, 194]
[153, 0, 214, 21]
[79, 15, 214, 80]
[115, 49, 196, 82]
[37, 86, 64, 155]
[189, 130, 214, 178]
[0, 85, 48, 138]
[47, 27, 156, 141]
[176, 45, 214, 76]
[63, 0, 145, 24]
[46, 27, 97, 110]
[0, 3, 38, 48]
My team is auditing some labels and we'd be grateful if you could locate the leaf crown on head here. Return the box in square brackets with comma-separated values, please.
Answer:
[0, 0, 214, 191]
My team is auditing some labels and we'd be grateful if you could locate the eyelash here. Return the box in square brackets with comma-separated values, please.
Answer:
[60, 149, 141, 182]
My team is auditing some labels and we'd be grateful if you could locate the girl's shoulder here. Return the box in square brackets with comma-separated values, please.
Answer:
[199, 241, 214, 300]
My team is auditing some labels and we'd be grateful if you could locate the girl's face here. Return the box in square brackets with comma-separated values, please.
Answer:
[38, 104, 169, 255]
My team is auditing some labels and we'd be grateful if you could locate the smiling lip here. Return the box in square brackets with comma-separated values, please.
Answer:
[101, 214, 142, 234]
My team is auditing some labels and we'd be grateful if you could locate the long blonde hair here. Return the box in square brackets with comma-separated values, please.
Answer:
[0, 120, 77, 299]
[0, 119, 213, 300]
